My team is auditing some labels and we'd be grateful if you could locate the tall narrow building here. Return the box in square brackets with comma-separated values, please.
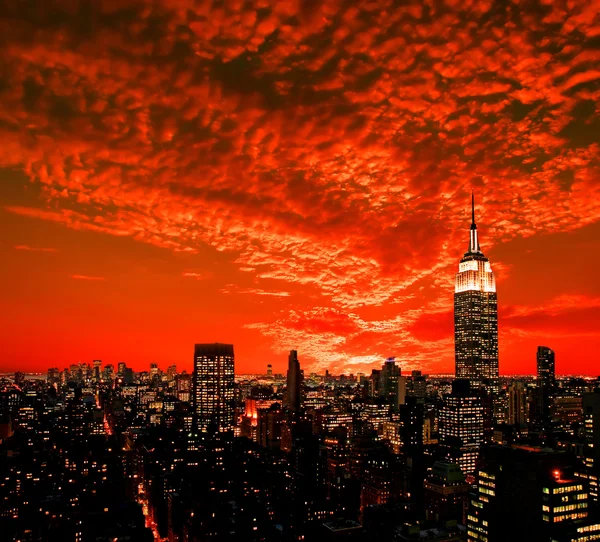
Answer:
[537, 346, 556, 388]
[285, 350, 302, 413]
[536, 346, 556, 426]
[193, 343, 235, 433]
[454, 193, 499, 393]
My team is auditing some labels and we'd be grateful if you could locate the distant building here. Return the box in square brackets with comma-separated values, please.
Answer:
[536, 346, 556, 425]
[551, 394, 583, 431]
[192, 343, 235, 433]
[507, 381, 527, 425]
[537, 346, 556, 388]
[380, 358, 401, 407]
[285, 350, 303, 413]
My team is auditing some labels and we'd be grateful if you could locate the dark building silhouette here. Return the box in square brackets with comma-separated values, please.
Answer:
[454, 193, 499, 394]
[537, 346, 556, 388]
[379, 358, 401, 408]
[424, 460, 470, 524]
[535, 345, 556, 425]
[577, 390, 600, 506]
[507, 381, 527, 426]
[192, 343, 235, 433]
[467, 445, 591, 541]
[285, 349, 303, 413]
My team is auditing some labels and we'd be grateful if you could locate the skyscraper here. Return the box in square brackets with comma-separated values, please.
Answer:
[193, 343, 235, 433]
[454, 193, 499, 393]
[439, 379, 484, 476]
[537, 346, 556, 388]
[379, 357, 401, 407]
[536, 346, 556, 425]
[285, 350, 302, 413]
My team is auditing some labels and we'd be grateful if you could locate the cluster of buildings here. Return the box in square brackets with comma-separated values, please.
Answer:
[1, 197, 599, 541]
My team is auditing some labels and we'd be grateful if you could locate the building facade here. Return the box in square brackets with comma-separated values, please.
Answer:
[439, 380, 484, 476]
[192, 343, 235, 433]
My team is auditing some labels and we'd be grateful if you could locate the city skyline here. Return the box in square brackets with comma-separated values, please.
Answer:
[1, 2, 599, 375]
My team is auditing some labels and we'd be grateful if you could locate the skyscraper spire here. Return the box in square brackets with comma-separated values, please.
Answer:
[469, 191, 479, 253]
[455, 190, 498, 396]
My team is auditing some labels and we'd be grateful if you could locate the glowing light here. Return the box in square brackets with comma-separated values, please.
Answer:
[455, 259, 496, 293]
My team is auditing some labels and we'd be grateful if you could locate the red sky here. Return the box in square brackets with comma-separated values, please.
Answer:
[0, 0, 599, 376]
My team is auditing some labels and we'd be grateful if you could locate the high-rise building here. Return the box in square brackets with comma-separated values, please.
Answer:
[93, 360, 102, 382]
[285, 350, 302, 413]
[454, 193, 499, 393]
[397, 376, 407, 408]
[193, 343, 235, 433]
[577, 391, 600, 504]
[380, 358, 401, 407]
[439, 380, 484, 476]
[507, 381, 527, 425]
[47, 367, 60, 386]
[535, 346, 556, 425]
[537, 346, 556, 388]
[467, 445, 591, 542]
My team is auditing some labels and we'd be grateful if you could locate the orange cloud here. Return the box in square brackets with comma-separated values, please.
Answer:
[0, 0, 598, 373]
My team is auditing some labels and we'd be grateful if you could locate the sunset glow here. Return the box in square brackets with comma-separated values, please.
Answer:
[0, 1, 599, 375]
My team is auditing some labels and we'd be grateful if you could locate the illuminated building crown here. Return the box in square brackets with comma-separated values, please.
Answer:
[455, 192, 496, 294]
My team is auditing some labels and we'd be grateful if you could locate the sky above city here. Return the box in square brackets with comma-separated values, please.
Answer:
[0, 0, 599, 375]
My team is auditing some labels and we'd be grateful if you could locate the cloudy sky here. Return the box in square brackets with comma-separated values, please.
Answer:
[0, 0, 599, 375]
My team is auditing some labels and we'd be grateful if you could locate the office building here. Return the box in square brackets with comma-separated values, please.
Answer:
[439, 380, 484, 476]
[536, 346, 556, 425]
[507, 381, 527, 425]
[193, 343, 235, 433]
[424, 461, 470, 524]
[380, 358, 401, 407]
[467, 445, 590, 541]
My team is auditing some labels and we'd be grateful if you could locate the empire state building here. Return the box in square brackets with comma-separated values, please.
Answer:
[454, 194, 499, 392]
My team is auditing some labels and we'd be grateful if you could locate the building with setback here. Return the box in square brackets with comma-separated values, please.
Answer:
[192, 343, 235, 433]
[454, 193, 499, 394]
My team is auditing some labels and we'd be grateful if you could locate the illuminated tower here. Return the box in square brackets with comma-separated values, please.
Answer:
[454, 193, 498, 393]
[193, 343, 235, 433]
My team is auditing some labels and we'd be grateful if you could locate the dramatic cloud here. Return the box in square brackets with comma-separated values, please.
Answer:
[71, 275, 106, 281]
[0, 0, 598, 373]
[14, 245, 57, 252]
